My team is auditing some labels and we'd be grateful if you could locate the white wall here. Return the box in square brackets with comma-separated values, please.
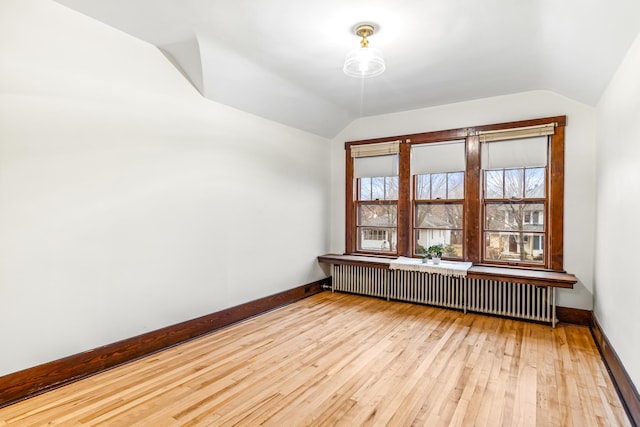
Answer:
[0, 0, 330, 376]
[330, 90, 597, 310]
[595, 32, 640, 391]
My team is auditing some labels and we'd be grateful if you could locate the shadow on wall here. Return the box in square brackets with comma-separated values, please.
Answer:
[557, 280, 593, 310]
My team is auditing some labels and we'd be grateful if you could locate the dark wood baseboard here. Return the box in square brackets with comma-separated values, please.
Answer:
[591, 315, 640, 427]
[0, 278, 330, 408]
[556, 305, 592, 326]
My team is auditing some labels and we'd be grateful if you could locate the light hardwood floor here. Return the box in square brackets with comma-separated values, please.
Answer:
[0, 292, 630, 426]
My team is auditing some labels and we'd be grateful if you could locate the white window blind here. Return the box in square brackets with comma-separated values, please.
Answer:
[481, 136, 548, 169]
[354, 154, 398, 178]
[351, 140, 400, 178]
[411, 140, 466, 174]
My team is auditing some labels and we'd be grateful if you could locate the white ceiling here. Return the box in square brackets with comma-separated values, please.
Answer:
[55, 0, 640, 137]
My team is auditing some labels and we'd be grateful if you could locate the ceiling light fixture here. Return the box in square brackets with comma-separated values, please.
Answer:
[343, 24, 386, 78]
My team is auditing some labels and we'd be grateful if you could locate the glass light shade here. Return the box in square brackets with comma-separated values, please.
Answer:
[343, 47, 386, 78]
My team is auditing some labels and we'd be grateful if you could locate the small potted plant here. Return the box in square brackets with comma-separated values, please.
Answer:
[417, 245, 429, 263]
[427, 244, 444, 264]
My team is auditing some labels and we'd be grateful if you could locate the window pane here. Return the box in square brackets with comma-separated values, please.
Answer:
[415, 229, 463, 258]
[447, 172, 464, 199]
[485, 232, 544, 264]
[485, 170, 503, 199]
[371, 177, 385, 200]
[415, 174, 430, 200]
[358, 227, 397, 252]
[415, 204, 463, 228]
[533, 235, 542, 250]
[386, 176, 399, 199]
[431, 173, 447, 199]
[361, 176, 398, 201]
[485, 203, 544, 232]
[358, 203, 397, 227]
[504, 169, 524, 198]
[359, 177, 371, 201]
[525, 167, 546, 198]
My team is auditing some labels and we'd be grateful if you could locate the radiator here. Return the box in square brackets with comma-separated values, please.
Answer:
[332, 264, 390, 299]
[332, 264, 556, 326]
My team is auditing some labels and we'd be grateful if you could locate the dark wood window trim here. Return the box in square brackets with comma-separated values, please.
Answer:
[345, 115, 567, 272]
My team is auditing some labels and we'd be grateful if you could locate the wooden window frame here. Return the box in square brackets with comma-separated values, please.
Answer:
[345, 115, 567, 271]
[481, 166, 548, 267]
[412, 173, 465, 259]
[355, 198, 398, 255]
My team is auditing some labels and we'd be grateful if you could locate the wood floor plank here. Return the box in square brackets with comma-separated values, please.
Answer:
[0, 292, 631, 426]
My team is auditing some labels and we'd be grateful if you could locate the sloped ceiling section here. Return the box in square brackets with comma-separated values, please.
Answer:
[55, 0, 640, 138]
[159, 37, 204, 95]
[194, 35, 355, 137]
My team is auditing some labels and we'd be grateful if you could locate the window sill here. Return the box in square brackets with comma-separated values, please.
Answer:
[317, 253, 577, 289]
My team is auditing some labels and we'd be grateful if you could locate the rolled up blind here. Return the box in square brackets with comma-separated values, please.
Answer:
[478, 123, 556, 142]
[350, 140, 400, 158]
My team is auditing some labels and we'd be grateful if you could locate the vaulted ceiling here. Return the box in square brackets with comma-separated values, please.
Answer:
[55, 0, 640, 137]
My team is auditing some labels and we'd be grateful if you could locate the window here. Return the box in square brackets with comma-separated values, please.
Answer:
[483, 167, 546, 264]
[480, 131, 549, 266]
[411, 141, 466, 258]
[345, 116, 566, 271]
[357, 175, 398, 252]
[348, 140, 400, 255]
[413, 175, 464, 257]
